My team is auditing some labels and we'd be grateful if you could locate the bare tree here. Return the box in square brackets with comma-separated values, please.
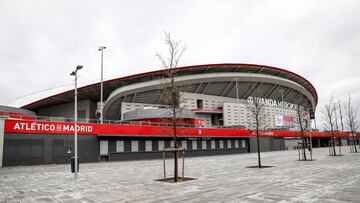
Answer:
[322, 96, 338, 155]
[156, 32, 186, 182]
[293, 105, 309, 160]
[247, 95, 268, 168]
[344, 95, 360, 152]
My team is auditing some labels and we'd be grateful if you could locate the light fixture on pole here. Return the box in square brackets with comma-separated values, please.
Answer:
[98, 46, 106, 124]
[70, 65, 83, 180]
[279, 89, 285, 127]
[308, 107, 313, 160]
[235, 79, 240, 126]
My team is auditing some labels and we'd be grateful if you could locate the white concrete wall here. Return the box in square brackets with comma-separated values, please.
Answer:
[121, 102, 168, 120]
[0, 119, 4, 167]
[180, 92, 236, 109]
[223, 103, 248, 127]
[224, 102, 299, 130]
[122, 92, 301, 130]
[180, 92, 237, 127]
[180, 92, 300, 129]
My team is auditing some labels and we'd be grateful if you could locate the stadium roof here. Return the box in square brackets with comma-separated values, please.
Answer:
[12, 63, 318, 116]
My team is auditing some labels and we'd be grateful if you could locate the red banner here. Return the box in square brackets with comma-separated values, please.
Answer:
[4, 119, 359, 138]
[5, 120, 95, 135]
[3, 119, 252, 137]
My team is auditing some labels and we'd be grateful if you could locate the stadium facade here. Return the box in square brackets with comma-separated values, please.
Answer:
[0, 63, 357, 167]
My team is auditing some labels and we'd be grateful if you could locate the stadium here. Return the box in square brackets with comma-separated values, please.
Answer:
[0, 63, 357, 166]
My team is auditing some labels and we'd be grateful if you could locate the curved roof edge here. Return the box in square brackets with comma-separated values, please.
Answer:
[14, 63, 318, 109]
[0, 105, 36, 116]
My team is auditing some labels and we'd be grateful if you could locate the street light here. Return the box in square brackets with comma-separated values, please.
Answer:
[307, 107, 313, 160]
[279, 89, 285, 127]
[70, 65, 83, 180]
[98, 46, 106, 124]
[235, 79, 240, 126]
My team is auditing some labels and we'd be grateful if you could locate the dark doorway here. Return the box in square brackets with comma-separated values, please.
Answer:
[196, 99, 203, 109]
[211, 114, 223, 126]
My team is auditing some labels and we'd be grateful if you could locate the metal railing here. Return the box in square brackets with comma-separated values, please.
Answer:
[1, 112, 237, 129]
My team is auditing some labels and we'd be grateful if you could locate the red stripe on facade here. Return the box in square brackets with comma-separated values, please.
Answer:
[4, 120, 359, 138]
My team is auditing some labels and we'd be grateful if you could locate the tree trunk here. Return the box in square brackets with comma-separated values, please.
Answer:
[256, 136, 261, 168]
[353, 134, 358, 152]
[300, 129, 307, 160]
[332, 136, 336, 156]
[174, 150, 178, 181]
[302, 137, 307, 160]
[172, 101, 178, 182]
[256, 123, 261, 168]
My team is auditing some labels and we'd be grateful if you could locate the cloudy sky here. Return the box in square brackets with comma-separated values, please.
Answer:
[1, 0, 360, 116]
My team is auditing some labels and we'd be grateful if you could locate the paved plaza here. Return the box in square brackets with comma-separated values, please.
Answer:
[0, 147, 359, 203]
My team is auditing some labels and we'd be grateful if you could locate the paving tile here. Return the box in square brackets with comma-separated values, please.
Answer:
[0, 147, 359, 202]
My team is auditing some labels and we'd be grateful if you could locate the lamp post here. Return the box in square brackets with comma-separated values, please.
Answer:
[235, 79, 240, 126]
[308, 108, 313, 160]
[70, 65, 83, 180]
[98, 46, 106, 124]
[279, 89, 285, 127]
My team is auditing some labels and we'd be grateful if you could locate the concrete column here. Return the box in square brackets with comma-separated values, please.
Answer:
[0, 119, 4, 167]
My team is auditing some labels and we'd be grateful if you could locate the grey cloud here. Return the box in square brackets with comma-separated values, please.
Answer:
[1, 0, 360, 128]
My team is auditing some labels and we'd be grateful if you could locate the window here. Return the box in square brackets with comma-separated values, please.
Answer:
[202, 140, 207, 149]
[219, 140, 224, 149]
[131, 140, 138, 152]
[197, 99, 203, 109]
[145, 141, 152, 152]
[192, 141, 198, 150]
[211, 140, 215, 149]
[116, 140, 124, 152]
[158, 140, 164, 150]
[100, 140, 108, 155]
[181, 140, 187, 149]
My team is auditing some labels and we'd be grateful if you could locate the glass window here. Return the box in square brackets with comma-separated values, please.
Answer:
[181, 140, 187, 150]
[158, 140, 164, 150]
[131, 140, 138, 152]
[242, 140, 246, 148]
[235, 140, 239, 148]
[116, 140, 124, 152]
[100, 140, 108, 155]
[219, 140, 224, 149]
[211, 140, 215, 149]
[202, 140, 207, 149]
[145, 140, 152, 152]
[192, 140, 198, 150]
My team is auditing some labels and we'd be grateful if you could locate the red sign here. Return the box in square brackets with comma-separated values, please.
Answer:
[4, 119, 360, 138]
[4, 119, 252, 137]
[5, 120, 94, 134]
